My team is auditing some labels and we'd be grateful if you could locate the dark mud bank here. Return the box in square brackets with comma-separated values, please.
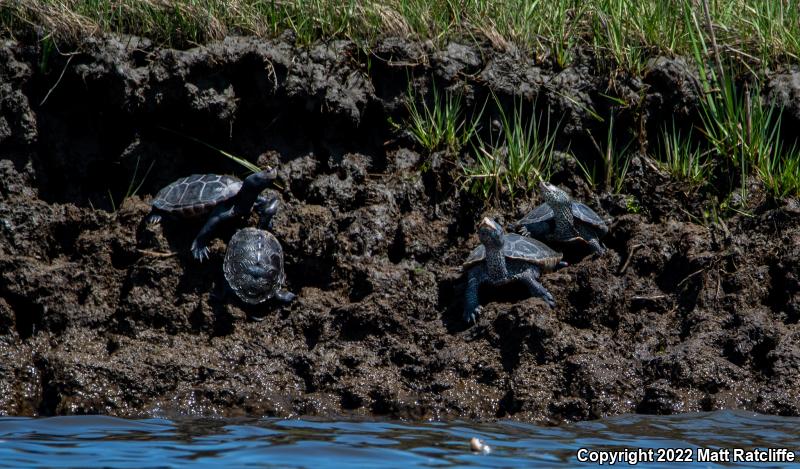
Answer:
[1, 36, 799, 421]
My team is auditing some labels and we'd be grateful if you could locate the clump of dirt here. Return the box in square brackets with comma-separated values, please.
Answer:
[0, 35, 798, 422]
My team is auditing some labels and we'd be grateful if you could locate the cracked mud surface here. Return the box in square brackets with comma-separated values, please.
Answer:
[1, 36, 799, 422]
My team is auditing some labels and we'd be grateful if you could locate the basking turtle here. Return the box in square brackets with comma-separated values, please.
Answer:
[511, 181, 608, 254]
[146, 168, 278, 261]
[463, 217, 563, 323]
[223, 203, 295, 305]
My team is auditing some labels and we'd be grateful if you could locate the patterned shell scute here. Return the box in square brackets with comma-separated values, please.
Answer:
[571, 202, 608, 234]
[518, 203, 554, 225]
[464, 233, 562, 269]
[153, 174, 242, 215]
[464, 244, 486, 268]
[223, 228, 285, 305]
[503, 233, 561, 266]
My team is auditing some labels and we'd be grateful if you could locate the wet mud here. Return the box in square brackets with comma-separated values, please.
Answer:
[0, 35, 799, 422]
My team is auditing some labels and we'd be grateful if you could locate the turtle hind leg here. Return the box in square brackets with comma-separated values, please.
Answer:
[190, 241, 211, 262]
[516, 268, 555, 308]
[274, 290, 296, 303]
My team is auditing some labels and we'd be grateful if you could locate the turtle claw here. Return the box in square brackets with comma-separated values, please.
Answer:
[275, 290, 296, 303]
[463, 305, 482, 324]
[145, 213, 162, 225]
[191, 242, 210, 262]
[540, 290, 556, 308]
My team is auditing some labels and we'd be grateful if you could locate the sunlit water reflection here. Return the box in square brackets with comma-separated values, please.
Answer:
[0, 411, 798, 467]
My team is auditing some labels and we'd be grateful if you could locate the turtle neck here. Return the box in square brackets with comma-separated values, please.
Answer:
[484, 242, 508, 281]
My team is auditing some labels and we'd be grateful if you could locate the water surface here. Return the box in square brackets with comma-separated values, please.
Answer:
[0, 411, 798, 467]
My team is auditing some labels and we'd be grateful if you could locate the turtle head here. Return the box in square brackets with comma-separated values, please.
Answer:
[236, 167, 279, 211]
[245, 167, 278, 191]
[238, 264, 280, 302]
[247, 264, 279, 284]
[478, 217, 504, 249]
[539, 181, 570, 207]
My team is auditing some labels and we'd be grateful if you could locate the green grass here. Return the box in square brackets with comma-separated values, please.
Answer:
[757, 145, 800, 198]
[461, 96, 557, 200]
[684, 1, 800, 200]
[656, 123, 709, 187]
[108, 154, 155, 212]
[158, 126, 263, 174]
[4, 0, 800, 70]
[577, 114, 631, 193]
[392, 82, 480, 155]
[5, 0, 800, 201]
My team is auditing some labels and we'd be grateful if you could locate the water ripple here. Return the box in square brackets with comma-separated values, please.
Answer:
[0, 411, 797, 467]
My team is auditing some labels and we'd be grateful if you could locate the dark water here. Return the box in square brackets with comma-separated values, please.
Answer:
[0, 411, 798, 468]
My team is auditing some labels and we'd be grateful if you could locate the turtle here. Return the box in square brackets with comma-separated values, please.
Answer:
[146, 168, 278, 261]
[510, 181, 608, 255]
[223, 202, 295, 305]
[463, 217, 563, 323]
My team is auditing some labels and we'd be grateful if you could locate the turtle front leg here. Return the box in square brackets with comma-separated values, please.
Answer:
[255, 195, 280, 230]
[145, 211, 163, 225]
[463, 267, 484, 323]
[516, 268, 555, 308]
[274, 289, 296, 303]
[191, 205, 236, 261]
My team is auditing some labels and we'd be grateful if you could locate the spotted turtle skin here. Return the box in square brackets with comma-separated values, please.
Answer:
[146, 168, 277, 261]
[511, 181, 608, 254]
[463, 218, 563, 323]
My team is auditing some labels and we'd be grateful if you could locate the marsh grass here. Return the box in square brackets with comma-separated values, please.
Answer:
[462, 97, 557, 200]
[5, 0, 800, 199]
[393, 83, 480, 156]
[158, 126, 262, 174]
[657, 123, 709, 187]
[685, 1, 800, 199]
[4, 1, 800, 70]
[757, 146, 800, 198]
[579, 114, 631, 193]
[107, 154, 154, 212]
[124, 155, 155, 201]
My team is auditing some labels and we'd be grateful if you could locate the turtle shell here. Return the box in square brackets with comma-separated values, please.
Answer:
[464, 233, 562, 271]
[223, 228, 285, 305]
[513, 203, 554, 237]
[518, 203, 553, 225]
[152, 174, 243, 217]
[571, 202, 608, 234]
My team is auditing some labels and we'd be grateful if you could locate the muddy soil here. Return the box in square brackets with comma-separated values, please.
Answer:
[0, 35, 799, 422]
